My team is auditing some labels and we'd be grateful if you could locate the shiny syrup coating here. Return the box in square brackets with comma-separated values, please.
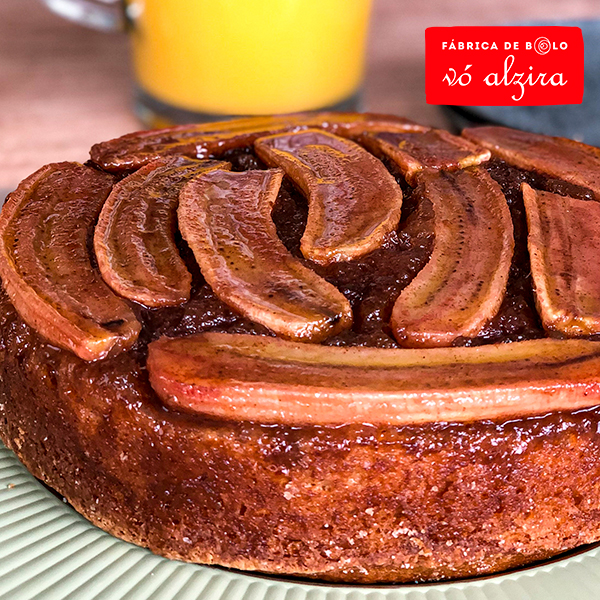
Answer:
[2, 287, 600, 581]
[359, 128, 491, 186]
[141, 151, 548, 350]
[0, 163, 141, 361]
[390, 168, 514, 348]
[2, 136, 600, 583]
[523, 184, 600, 337]
[177, 168, 352, 342]
[255, 129, 403, 264]
[94, 157, 231, 308]
[463, 126, 600, 200]
[0, 144, 571, 355]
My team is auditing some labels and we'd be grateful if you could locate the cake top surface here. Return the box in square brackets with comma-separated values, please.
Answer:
[2, 112, 600, 425]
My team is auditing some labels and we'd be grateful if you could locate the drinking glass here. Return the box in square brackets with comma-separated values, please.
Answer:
[41, 0, 373, 126]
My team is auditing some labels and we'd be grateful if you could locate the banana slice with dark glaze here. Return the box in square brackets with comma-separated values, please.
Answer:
[90, 112, 425, 173]
[178, 168, 352, 341]
[462, 126, 600, 199]
[95, 156, 230, 308]
[254, 129, 403, 264]
[148, 332, 600, 426]
[391, 168, 514, 347]
[360, 129, 491, 185]
[522, 183, 600, 336]
[0, 163, 141, 361]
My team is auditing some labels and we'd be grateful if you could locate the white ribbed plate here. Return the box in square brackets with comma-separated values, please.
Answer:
[1, 441, 600, 600]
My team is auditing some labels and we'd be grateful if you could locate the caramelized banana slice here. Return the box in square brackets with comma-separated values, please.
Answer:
[360, 129, 491, 185]
[90, 112, 424, 173]
[178, 169, 352, 341]
[522, 183, 600, 336]
[463, 126, 600, 199]
[254, 129, 403, 264]
[391, 168, 514, 347]
[0, 163, 141, 361]
[148, 333, 600, 426]
[95, 157, 230, 308]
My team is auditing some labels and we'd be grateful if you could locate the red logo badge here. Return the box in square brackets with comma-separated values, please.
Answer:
[426, 26, 584, 106]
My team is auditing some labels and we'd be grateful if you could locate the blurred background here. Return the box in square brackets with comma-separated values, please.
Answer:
[1, 0, 598, 191]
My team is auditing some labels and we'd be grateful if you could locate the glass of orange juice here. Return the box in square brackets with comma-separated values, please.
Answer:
[41, 0, 373, 126]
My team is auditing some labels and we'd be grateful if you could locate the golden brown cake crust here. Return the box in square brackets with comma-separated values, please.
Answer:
[5, 115, 600, 584]
[2, 292, 600, 583]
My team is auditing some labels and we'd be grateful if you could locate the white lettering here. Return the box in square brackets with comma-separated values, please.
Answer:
[443, 68, 458, 85]
[443, 65, 472, 86]
[549, 72, 567, 86]
[484, 71, 499, 86]
[483, 55, 567, 101]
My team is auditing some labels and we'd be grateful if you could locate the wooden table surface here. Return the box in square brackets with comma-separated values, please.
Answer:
[1, 0, 598, 190]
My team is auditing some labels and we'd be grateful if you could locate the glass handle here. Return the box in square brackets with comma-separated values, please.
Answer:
[40, 0, 128, 32]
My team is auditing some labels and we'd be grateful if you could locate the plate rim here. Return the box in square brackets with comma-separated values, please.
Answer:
[1, 441, 600, 600]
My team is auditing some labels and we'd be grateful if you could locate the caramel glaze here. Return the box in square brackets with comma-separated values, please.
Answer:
[140, 150, 550, 349]
[3, 138, 600, 582]
[2, 289, 600, 582]
[177, 168, 352, 342]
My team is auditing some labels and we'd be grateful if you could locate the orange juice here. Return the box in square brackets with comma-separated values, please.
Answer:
[129, 0, 372, 117]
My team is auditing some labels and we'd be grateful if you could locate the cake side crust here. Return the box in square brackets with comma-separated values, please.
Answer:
[2, 294, 600, 583]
